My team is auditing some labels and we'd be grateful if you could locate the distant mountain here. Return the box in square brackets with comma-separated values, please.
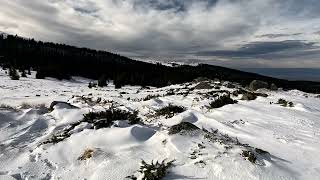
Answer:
[0, 33, 319, 93]
[241, 68, 320, 82]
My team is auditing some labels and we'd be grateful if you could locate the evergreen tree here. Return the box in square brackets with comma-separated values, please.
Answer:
[36, 70, 45, 79]
[88, 82, 93, 88]
[98, 75, 107, 87]
[0, 33, 319, 93]
[21, 70, 27, 77]
[114, 80, 122, 89]
[9, 67, 20, 80]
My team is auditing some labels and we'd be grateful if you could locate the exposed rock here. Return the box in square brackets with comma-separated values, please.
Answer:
[256, 92, 268, 97]
[209, 95, 237, 108]
[193, 77, 210, 82]
[241, 92, 257, 101]
[49, 101, 79, 110]
[255, 148, 269, 155]
[168, 122, 200, 135]
[227, 84, 236, 88]
[235, 89, 268, 99]
[213, 78, 220, 82]
[223, 82, 236, 88]
[270, 83, 278, 91]
[194, 82, 212, 89]
[232, 89, 247, 96]
[249, 80, 269, 91]
[242, 150, 256, 163]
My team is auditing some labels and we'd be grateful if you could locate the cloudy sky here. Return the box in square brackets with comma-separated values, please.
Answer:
[1, 0, 320, 68]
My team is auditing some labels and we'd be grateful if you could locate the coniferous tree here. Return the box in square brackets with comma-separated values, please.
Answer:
[21, 70, 27, 77]
[36, 70, 45, 79]
[114, 83, 122, 89]
[88, 82, 93, 88]
[9, 67, 20, 80]
[98, 75, 107, 87]
[0, 33, 319, 93]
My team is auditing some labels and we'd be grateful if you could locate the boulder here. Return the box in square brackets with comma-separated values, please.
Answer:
[194, 82, 212, 89]
[213, 78, 220, 82]
[241, 92, 257, 101]
[193, 77, 210, 82]
[249, 80, 268, 91]
[168, 122, 200, 135]
[242, 151, 256, 163]
[49, 101, 79, 110]
[223, 82, 235, 88]
[255, 92, 268, 97]
[270, 83, 278, 91]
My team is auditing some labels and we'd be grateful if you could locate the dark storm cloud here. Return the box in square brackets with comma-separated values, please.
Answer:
[73, 7, 99, 14]
[278, 0, 320, 18]
[196, 40, 316, 58]
[256, 33, 302, 38]
[0, 0, 320, 68]
[132, 0, 219, 12]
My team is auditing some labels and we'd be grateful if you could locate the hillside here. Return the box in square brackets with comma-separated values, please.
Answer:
[0, 34, 320, 93]
[0, 69, 320, 179]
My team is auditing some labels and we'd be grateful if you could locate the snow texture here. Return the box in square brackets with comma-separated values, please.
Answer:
[0, 68, 320, 180]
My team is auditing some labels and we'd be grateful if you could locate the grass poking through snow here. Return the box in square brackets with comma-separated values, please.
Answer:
[78, 148, 94, 161]
[209, 94, 237, 109]
[155, 104, 186, 118]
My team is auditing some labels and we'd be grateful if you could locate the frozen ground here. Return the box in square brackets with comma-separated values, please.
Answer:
[0, 68, 320, 180]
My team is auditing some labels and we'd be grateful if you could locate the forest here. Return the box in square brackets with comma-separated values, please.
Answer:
[0, 34, 319, 93]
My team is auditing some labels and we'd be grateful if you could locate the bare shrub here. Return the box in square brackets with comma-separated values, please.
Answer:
[78, 149, 94, 161]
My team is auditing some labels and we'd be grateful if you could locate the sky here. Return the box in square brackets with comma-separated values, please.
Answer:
[1, 0, 320, 68]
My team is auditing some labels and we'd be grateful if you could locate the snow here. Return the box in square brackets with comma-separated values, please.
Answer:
[0, 68, 320, 180]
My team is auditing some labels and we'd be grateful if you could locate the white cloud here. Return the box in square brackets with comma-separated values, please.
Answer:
[1, 0, 320, 67]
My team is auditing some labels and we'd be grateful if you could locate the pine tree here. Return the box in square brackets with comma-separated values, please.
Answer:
[88, 82, 93, 88]
[98, 75, 107, 87]
[9, 67, 20, 80]
[21, 70, 27, 77]
[114, 81, 122, 89]
[36, 70, 45, 79]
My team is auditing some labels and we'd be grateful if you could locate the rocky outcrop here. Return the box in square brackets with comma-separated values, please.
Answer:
[249, 80, 269, 91]
[194, 82, 212, 89]
[223, 82, 236, 88]
[168, 122, 200, 135]
[241, 92, 257, 101]
[49, 101, 79, 110]
[270, 83, 278, 91]
[193, 77, 210, 82]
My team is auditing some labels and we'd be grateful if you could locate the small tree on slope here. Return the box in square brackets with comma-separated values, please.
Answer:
[21, 70, 27, 77]
[9, 67, 20, 80]
[98, 75, 108, 87]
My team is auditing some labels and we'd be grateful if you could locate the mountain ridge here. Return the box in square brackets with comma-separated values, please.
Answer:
[0, 33, 319, 93]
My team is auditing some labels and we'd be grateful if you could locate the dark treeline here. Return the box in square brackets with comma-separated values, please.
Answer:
[0, 34, 319, 93]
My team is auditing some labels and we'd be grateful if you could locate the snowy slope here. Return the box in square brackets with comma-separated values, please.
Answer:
[0, 68, 320, 180]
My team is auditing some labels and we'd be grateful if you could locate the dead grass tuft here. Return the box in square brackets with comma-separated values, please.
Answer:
[78, 148, 94, 161]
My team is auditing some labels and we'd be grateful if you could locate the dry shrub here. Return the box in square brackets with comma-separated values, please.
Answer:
[78, 148, 94, 161]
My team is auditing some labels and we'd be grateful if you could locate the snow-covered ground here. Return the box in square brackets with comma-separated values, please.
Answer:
[0, 68, 320, 180]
